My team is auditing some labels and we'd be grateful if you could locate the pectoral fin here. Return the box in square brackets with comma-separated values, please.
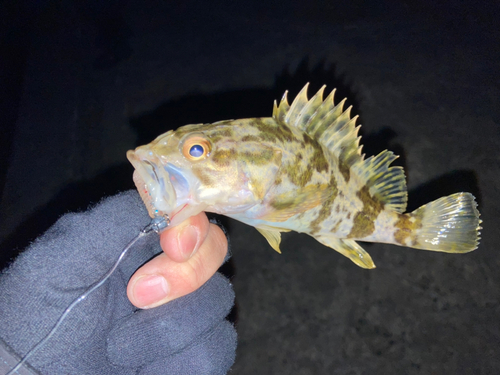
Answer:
[260, 184, 330, 222]
[316, 236, 375, 269]
[256, 226, 286, 254]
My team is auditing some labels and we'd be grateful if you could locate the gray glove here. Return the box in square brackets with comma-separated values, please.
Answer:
[0, 191, 236, 374]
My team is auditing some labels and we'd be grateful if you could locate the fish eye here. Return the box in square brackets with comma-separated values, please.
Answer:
[189, 144, 204, 158]
[181, 135, 211, 161]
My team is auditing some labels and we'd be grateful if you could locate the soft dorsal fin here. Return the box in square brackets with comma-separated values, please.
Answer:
[350, 150, 408, 213]
[273, 83, 363, 172]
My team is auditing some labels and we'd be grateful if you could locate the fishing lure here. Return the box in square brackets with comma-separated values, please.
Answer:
[127, 83, 481, 268]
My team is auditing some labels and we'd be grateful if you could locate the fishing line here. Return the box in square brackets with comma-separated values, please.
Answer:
[6, 215, 170, 375]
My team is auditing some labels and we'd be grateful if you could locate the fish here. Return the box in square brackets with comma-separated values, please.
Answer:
[127, 84, 481, 268]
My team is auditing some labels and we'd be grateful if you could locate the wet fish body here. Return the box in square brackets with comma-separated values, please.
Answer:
[127, 84, 481, 268]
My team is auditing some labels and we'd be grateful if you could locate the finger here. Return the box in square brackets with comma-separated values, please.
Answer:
[127, 213, 228, 309]
[160, 211, 211, 263]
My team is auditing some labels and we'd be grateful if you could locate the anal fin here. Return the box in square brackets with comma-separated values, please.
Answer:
[316, 236, 375, 269]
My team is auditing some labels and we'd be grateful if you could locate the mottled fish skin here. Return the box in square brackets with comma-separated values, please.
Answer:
[127, 84, 482, 268]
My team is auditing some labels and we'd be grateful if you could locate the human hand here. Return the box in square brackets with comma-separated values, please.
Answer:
[128, 211, 229, 309]
[0, 191, 236, 375]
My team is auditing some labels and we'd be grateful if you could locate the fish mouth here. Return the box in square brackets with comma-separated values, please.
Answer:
[127, 149, 180, 218]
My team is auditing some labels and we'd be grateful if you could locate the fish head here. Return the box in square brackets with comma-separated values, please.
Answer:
[127, 122, 282, 227]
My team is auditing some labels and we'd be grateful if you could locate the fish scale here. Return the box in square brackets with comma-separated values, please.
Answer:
[127, 83, 481, 269]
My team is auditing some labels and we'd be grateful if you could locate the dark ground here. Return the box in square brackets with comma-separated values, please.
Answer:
[1, 1, 499, 374]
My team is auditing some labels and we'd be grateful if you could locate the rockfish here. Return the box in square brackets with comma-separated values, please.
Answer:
[127, 84, 481, 268]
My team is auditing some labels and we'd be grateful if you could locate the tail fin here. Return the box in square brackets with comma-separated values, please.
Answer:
[411, 192, 481, 253]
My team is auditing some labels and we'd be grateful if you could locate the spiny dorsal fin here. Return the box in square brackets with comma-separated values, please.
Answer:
[351, 150, 408, 213]
[273, 83, 363, 170]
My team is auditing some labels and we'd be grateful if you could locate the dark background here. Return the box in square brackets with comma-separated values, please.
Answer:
[1, 1, 499, 373]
